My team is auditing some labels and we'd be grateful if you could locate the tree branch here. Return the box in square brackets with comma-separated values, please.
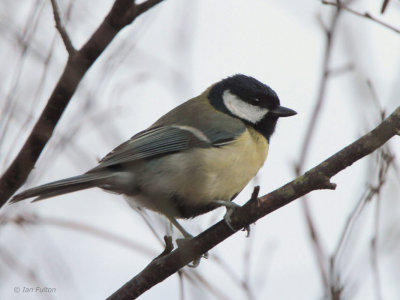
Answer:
[50, 0, 76, 56]
[0, 0, 165, 207]
[107, 105, 400, 299]
[322, 0, 400, 34]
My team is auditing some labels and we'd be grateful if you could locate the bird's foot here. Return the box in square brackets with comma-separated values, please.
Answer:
[212, 200, 241, 231]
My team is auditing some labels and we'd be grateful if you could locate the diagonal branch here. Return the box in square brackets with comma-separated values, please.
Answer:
[322, 0, 400, 34]
[50, 0, 76, 56]
[108, 105, 400, 299]
[0, 0, 165, 207]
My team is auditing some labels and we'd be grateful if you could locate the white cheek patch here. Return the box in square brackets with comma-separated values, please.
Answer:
[222, 90, 269, 124]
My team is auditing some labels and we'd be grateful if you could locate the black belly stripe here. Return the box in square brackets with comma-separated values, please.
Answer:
[155, 195, 221, 219]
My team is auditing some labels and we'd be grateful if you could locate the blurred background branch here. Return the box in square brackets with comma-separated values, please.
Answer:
[294, 5, 342, 294]
[322, 0, 400, 34]
[0, 0, 164, 207]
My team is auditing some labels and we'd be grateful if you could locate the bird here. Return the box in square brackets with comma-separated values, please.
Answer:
[10, 74, 296, 238]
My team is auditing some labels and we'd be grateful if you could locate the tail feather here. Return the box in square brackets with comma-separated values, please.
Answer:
[10, 173, 110, 203]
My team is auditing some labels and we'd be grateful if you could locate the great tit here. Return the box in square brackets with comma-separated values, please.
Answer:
[10, 74, 296, 238]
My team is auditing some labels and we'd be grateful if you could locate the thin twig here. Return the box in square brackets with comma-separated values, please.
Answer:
[242, 232, 256, 300]
[366, 80, 386, 120]
[371, 197, 383, 300]
[0, 1, 46, 165]
[50, 0, 76, 56]
[322, 0, 400, 34]
[297, 6, 341, 172]
[0, 247, 46, 293]
[5, 0, 76, 167]
[331, 189, 370, 266]
[381, 0, 390, 14]
[329, 149, 393, 299]
[1, 213, 155, 256]
[136, 0, 165, 14]
[3, 35, 58, 167]
[178, 271, 185, 300]
[295, 5, 342, 294]
[328, 63, 354, 77]
[211, 254, 256, 300]
[370, 151, 392, 300]
[300, 195, 329, 289]
[182, 269, 232, 300]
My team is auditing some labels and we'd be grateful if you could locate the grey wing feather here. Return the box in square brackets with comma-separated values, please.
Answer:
[92, 124, 245, 170]
[93, 126, 210, 170]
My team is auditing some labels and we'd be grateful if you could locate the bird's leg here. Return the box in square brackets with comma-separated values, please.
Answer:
[166, 215, 193, 239]
[214, 187, 260, 234]
[154, 218, 193, 260]
[212, 200, 251, 236]
[166, 215, 208, 267]
[212, 200, 241, 231]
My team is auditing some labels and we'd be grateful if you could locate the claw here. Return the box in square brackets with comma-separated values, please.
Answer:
[212, 200, 253, 235]
[223, 205, 237, 231]
[188, 251, 209, 268]
[188, 257, 201, 268]
[242, 225, 251, 237]
[212, 200, 241, 232]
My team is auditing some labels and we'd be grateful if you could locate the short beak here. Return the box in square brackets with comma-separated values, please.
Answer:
[270, 105, 297, 117]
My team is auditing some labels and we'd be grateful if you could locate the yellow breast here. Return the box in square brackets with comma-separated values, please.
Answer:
[183, 126, 269, 203]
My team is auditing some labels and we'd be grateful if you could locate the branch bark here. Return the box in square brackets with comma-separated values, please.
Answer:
[0, 0, 165, 207]
[108, 105, 400, 300]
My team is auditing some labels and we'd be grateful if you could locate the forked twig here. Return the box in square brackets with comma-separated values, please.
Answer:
[50, 0, 76, 56]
